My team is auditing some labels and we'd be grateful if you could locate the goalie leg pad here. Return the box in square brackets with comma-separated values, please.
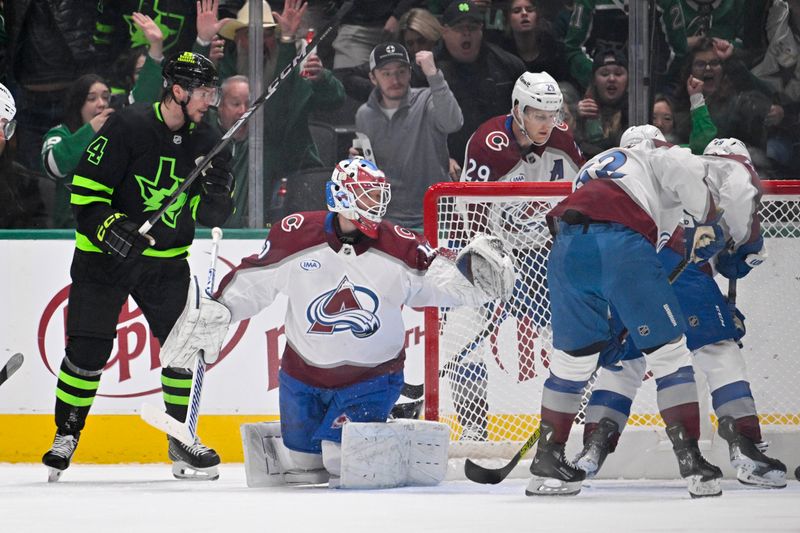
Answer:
[338, 420, 449, 489]
[241, 422, 328, 487]
[241, 422, 288, 487]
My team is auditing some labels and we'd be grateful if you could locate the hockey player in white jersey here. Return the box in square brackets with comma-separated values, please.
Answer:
[575, 135, 787, 489]
[449, 72, 585, 441]
[526, 127, 727, 498]
[160, 157, 515, 489]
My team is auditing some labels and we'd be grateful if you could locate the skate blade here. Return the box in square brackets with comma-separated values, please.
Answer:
[525, 477, 582, 496]
[171, 461, 220, 481]
[47, 466, 64, 483]
[686, 475, 722, 498]
[736, 466, 787, 489]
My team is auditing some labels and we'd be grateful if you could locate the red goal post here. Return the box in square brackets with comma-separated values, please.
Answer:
[422, 180, 800, 460]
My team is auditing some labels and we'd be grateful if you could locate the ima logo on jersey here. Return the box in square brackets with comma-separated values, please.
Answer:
[307, 276, 381, 338]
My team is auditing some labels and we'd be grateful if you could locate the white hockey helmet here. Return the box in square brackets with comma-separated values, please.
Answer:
[326, 157, 391, 238]
[512, 71, 563, 114]
[619, 124, 665, 148]
[703, 137, 751, 159]
[0, 83, 16, 140]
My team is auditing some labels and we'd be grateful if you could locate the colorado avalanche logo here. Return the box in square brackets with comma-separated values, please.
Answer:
[485, 130, 510, 152]
[307, 276, 380, 338]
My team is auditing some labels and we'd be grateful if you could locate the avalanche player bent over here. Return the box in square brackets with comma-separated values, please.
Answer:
[160, 157, 515, 488]
[527, 128, 726, 498]
[575, 134, 787, 489]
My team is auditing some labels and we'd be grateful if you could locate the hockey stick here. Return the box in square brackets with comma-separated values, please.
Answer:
[141, 227, 223, 446]
[137, 1, 354, 235]
[463, 256, 690, 484]
[0, 353, 23, 388]
[727, 278, 744, 348]
[439, 301, 508, 378]
[401, 382, 424, 400]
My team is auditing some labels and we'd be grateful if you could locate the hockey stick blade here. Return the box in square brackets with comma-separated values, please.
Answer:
[401, 382, 424, 400]
[0, 352, 24, 387]
[140, 403, 195, 447]
[464, 426, 541, 484]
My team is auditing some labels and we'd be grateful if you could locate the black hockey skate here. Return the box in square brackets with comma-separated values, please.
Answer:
[574, 418, 619, 479]
[717, 416, 787, 489]
[526, 422, 586, 496]
[665, 423, 722, 498]
[168, 436, 221, 480]
[42, 431, 80, 482]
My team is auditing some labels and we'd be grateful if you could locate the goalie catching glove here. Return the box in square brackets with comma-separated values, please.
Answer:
[681, 210, 725, 264]
[455, 235, 515, 299]
[160, 276, 231, 369]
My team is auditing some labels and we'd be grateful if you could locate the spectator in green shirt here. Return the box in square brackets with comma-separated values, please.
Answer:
[41, 75, 114, 228]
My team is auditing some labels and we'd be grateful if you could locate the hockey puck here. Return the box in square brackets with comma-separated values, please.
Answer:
[795, 465, 800, 482]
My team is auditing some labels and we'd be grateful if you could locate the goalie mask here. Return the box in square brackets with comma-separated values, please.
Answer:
[620, 124, 665, 148]
[511, 71, 564, 146]
[703, 137, 751, 159]
[326, 157, 391, 238]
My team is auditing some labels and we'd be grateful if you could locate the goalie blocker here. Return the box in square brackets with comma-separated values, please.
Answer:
[241, 420, 449, 489]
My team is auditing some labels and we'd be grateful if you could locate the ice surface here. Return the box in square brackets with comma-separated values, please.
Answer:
[2, 464, 799, 533]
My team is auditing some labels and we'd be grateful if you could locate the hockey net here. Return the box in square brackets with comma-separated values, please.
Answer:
[423, 181, 800, 459]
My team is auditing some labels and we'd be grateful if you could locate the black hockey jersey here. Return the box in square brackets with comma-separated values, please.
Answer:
[70, 102, 230, 258]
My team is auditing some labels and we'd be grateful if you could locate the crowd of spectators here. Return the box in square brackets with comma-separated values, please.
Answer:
[0, 0, 798, 230]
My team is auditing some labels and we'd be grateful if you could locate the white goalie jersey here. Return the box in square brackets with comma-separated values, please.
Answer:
[214, 211, 491, 387]
[554, 140, 712, 250]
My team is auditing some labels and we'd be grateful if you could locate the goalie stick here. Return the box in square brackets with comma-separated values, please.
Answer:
[464, 257, 689, 484]
[141, 227, 223, 446]
[0, 352, 23, 388]
[136, 1, 354, 236]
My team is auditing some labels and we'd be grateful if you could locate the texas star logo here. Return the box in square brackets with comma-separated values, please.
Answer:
[307, 276, 380, 338]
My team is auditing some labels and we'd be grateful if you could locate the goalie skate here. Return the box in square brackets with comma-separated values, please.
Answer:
[168, 436, 220, 480]
[573, 418, 619, 479]
[42, 431, 80, 482]
[666, 424, 722, 498]
[717, 416, 787, 489]
[525, 422, 585, 497]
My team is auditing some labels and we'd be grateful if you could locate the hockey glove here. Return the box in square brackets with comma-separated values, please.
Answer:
[598, 335, 636, 370]
[715, 237, 767, 279]
[681, 210, 725, 264]
[201, 155, 234, 195]
[96, 213, 154, 261]
[160, 276, 231, 369]
[456, 235, 515, 299]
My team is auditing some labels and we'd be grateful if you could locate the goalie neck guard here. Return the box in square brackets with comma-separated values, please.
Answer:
[325, 157, 391, 239]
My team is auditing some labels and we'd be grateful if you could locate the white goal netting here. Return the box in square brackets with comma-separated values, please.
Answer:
[423, 181, 800, 459]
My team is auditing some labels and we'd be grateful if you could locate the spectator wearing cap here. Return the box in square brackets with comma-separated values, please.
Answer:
[199, 0, 345, 226]
[200, 0, 280, 82]
[335, 8, 443, 104]
[573, 47, 630, 157]
[563, 0, 688, 93]
[350, 42, 462, 230]
[434, 0, 526, 177]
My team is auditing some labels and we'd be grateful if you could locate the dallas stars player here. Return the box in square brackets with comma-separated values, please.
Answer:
[42, 52, 234, 482]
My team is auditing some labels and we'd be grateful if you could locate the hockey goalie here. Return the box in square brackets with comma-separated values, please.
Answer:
[160, 157, 515, 488]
